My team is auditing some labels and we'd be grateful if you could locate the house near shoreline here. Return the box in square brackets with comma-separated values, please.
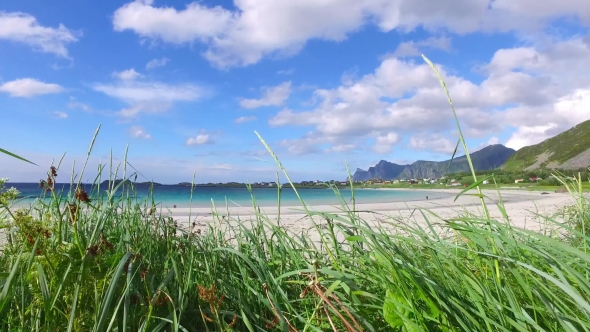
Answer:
[515, 178, 524, 183]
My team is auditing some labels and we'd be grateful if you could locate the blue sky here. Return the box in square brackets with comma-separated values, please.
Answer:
[1, 0, 590, 184]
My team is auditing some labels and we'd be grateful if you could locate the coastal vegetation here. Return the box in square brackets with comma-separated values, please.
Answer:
[1, 56, 589, 331]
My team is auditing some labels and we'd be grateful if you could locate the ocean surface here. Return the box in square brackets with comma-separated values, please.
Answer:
[7, 183, 447, 208]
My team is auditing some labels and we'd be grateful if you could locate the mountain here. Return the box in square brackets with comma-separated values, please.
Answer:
[502, 119, 590, 171]
[352, 160, 406, 181]
[352, 144, 515, 181]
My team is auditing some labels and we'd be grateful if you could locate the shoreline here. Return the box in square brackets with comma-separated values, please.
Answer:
[163, 188, 564, 216]
[161, 189, 575, 236]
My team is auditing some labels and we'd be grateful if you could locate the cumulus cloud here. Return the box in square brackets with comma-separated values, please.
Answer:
[235, 116, 257, 123]
[129, 125, 152, 139]
[146, 57, 170, 69]
[0, 11, 78, 57]
[112, 68, 142, 81]
[373, 133, 400, 154]
[186, 132, 212, 145]
[325, 144, 356, 153]
[268, 33, 590, 155]
[112, 0, 590, 68]
[239, 82, 291, 109]
[0, 78, 64, 97]
[93, 78, 203, 117]
[409, 134, 456, 154]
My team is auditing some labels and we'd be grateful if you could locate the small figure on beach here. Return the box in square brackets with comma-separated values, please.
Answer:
[426, 196, 429, 200]
[173, 205, 177, 208]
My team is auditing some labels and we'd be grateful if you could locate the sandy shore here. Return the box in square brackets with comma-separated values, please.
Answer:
[164, 189, 578, 238]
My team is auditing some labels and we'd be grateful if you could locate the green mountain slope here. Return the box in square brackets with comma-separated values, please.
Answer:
[502, 119, 590, 171]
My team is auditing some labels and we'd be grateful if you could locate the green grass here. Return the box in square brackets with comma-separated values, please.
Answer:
[1, 56, 590, 331]
[502, 119, 590, 171]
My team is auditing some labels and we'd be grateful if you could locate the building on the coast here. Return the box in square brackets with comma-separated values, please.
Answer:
[529, 177, 542, 182]
[515, 179, 524, 183]
[448, 182, 461, 186]
[384, 181, 391, 184]
[483, 180, 490, 184]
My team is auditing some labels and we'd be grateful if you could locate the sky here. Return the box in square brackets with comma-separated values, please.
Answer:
[1, 0, 590, 184]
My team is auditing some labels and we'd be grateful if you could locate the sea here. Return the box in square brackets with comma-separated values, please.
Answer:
[6, 183, 447, 208]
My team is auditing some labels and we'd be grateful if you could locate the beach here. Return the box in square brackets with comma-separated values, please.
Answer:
[163, 188, 577, 238]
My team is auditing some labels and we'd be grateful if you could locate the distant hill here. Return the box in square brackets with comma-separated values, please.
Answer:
[502, 119, 590, 171]
[352, 160, 406, 181]
[99, 180, 162, 187]
[352, 144, 515, 181]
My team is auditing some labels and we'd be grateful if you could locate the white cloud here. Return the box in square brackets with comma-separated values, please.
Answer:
[112, 68, 142, 81]
[409, 134, 456, 154]
[277, 68, 295, 75]
[505, 124, 558, 150]
[235, 116, 257, 123]
[112, 0, 590, 68]
[0, 12, 78, 57]
[129, 125, 152, 139]
[268, 33, 590, 154]
[146, 57, 170, 69]
[68, 99, 92, 112]
[186, 133, 211, 145]
[477, 136, 500, 150]
[0, 78, 63, 97]
[239, 82, 291, 109]
[325, 144, 356, 153]
[93, 79, 203, 117]
[53, 111, 68, 119]
[373, 133, 399, 154]
[391, 36, 452, 58]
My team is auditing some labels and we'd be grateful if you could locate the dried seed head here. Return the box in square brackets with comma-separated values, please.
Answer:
[50, 166, 57, 177]
[75, 188, 91, 203]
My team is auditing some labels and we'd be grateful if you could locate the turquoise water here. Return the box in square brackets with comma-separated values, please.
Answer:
[8, 183, 447, 208]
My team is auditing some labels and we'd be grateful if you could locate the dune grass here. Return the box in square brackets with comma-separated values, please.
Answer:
[1, 56, 590, 331]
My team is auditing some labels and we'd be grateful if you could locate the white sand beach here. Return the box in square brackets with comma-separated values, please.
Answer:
[164, 189, 578, 238]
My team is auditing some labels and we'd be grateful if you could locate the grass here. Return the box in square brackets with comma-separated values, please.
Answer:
[0, 55, 590, 331]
